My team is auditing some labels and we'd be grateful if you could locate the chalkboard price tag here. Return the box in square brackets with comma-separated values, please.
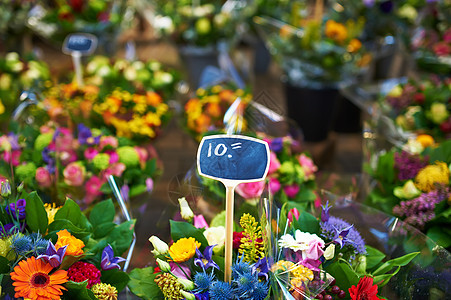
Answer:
[62, 33, 98, 55]
[197, 134, 270, 184]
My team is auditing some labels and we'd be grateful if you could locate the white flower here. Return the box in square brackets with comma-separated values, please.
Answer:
[324, 244, 335, 260]
[149, 235, 169, 256]
[177, 278, 195, 290]
[203, 226, 225, 254]
[154, 15, 174, 33]
[278, 230, 324, 252]
[178, 197, 194, 221]
[156, 258, 171, 272]
[402, 139, 424, 155]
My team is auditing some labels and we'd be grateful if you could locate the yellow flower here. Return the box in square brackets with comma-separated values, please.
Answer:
[55, 229, 85, 256]
[290, 264, 314, 282]
[415, 162, 450, 192]
[168, 237, 201, 263]
[44, 203, 60, 224]
[0, 100, 4, 115]
[325, 20, 348, 44]
[347, 38, 362, 53]
[271, 260, 294, 273]
[416, 134, 434, 149]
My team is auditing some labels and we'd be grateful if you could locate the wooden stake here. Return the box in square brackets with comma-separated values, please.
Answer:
[224, 184, 236, 282]
[315, 0, 324, 23]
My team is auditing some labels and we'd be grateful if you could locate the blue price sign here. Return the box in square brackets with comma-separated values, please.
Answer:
[62, 33, 98, 55]
[197, 135, 270, 183]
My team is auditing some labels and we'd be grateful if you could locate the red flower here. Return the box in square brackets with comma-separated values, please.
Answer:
[349, 276, 381, 300]
[433, 42, 451, 56]
[233, 231, 244, 249]
[67, 261, 101, 288]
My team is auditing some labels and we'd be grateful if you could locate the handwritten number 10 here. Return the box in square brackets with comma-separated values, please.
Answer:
[207, 143, 227, 157]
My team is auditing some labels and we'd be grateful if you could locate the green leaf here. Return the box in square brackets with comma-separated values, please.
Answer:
[325, 261, 359, 292]
[106, 220, 135, 255]
[55, 199, 92, 231]
[64, 280, 97, 300]
[373, 266, 400, 287]
[296, 211, 320, 234]
[0, 256, 9, 273]
[89, 199, 115, 226]
[59, 254, 85, 270]
[47, 219, 91, 241]
[427, 227, 451, 248]
[170, 220, 209, 249]
[296, 188, 317, 202]
[375, 151, 395, 183]
[128, 267, 163, 300]
[365, 246, 386, 270]
[25, 191, 48, 234]
[372, 252, 420, 276]
[101, 269, 130, 292]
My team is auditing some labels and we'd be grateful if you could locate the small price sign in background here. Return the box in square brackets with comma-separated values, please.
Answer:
[197, 134, 269, 282]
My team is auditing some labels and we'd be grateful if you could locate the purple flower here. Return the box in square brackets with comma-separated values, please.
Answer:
[101, 244, 126, 270]
[0, 223, 20, 237]
[146, 178, 154, 192]
[363, 0, 375, 7]
[7, 133, 20, 150]
[42, 147, 56, 174]
[194, 292, 210, 300]
[78, 123, 100, 145]
[37, 242, 67, 268]
[321, 201, 332, 223]
[394, 151, 429, 181]
[269, 138, 283, 152]
[6, 199, 26, 221]
[321, 216, 366, 255]
[252, 257, 269, 280]
[120, 184, 130, 202]
[194, 245, 219, 271]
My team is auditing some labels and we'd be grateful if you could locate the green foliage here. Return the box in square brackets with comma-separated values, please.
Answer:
[55, 199, 92, 232]
[89, 200, 116, 239]
[128, 267, 163, 300]
[170, 220, 209, 250]
[365, 246, 386, 269]
[64, 281, 97, 300]
[101, 269, 130, 292]
[24, 191, 48, 234]
[295, 210, 320, 234]
[325, 261, 359, 292]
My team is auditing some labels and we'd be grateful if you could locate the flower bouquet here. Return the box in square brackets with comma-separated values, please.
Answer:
[127, 196, 271, 299]
[379, 76, 451, 142]
[364, 136, 451, 249]
[263, 197, 421, 299]
[0, 52, 51, 129]
[0, 182, 134, 299]
[0, 122, 161, 207]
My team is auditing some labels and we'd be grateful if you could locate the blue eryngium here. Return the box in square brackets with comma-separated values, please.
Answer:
[194, 245, 219, 271]
[101, 244, 126, 270]
[37, 241, 67, 268]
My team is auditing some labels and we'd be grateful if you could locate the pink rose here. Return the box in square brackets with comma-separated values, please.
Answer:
[35, 167, 52, 188]
[283, 184, 299, 198]
[305, 239, 325, 260]
[84, 148, 98, 160]
[99, 136, 118, 149]
[298, 154, 317, 180]
[268, 152, 281, 174]
[103, 163, 126, 179]
[84, 176, 103, 204]
[134, 147, 148, 164]
[236, 181, 265, 199]
[288, 208, 300, 225]
[3, 150, 21, 166]
[269, 177, 281, 194]
[194, 215, 209, 229]
[63, 162, 85, 186]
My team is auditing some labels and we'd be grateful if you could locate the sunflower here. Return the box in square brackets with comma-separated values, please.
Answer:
[11, 256, 68, 300]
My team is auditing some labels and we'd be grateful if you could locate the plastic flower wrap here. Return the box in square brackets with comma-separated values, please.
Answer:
[261, 194, 420, 299]
[0, 122, 162, 207]
[150, 0, 255, 47]
[0, 182, 133, 299]
[183, 84, 253, 141]
[0, 52, 51, 129]
[127, 196, 270, 299]
[364, 137, 451, 249]
[379, 76, 451, 141]
[254, 13, 371, 88]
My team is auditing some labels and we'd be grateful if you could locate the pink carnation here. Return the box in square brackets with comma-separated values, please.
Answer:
[236, 181, 265, 199]
[84, 148, 98, 160]
[298, 154, 317, 180]
[103, 163, 126, 179]
[63, 162, 85, 186]
[105, 150, 119, 164]
[283, 184, 299, 198]
[35, 167, 52, 188]
[268, 152, 281, 174]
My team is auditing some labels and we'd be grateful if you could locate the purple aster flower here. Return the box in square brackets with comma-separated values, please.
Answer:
[78, 123, 100, 145]
[393, 189, 448, 229]
[394, 151, 429, 181]
[269, 138, 283, 152]
[321, 216, 366, 255]
[101, 244, 126, 270]
[321, 201, 332, 223]
[37, 242, 67, 268]
[6, 199, 26, 221]
[194, 245, 219, 270]
[379, 0, 393, 13]
[252, 257, 269, 280]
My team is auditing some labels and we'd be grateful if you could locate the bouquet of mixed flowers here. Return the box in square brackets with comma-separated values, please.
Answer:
[128, 196, 270, 299]
[0, 181, 134, 299]
[255, 12, 371, 87]
[0, 52, 51, 128]
[379, 76, 451, 141]
[0, 122, 161, 207]
[151, 0, 254, 47]
[364, 136, 451, 249]
[183, 84, 253, 141]
[28, 0, 129, 46]
[264, 198, 420, 299]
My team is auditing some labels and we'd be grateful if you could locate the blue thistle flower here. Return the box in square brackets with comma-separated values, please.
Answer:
[232, 256, 251, 277]
[12, 235, 32, 256]
[251, 281, 269, 300]
[234, 270, 257, 297]
[320, 216, 366, 255]
[209, 280, 234, 300]
[33, 238, 49, 255]
[194, 271, 215, 293]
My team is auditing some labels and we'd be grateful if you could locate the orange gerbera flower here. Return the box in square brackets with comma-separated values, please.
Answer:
[11, 256, 68, 300]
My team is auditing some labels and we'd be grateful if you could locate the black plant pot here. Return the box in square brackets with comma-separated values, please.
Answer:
[333, 95, 362, 133]
[179, 45, 219, 89]
[284, 83, 339, 142]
